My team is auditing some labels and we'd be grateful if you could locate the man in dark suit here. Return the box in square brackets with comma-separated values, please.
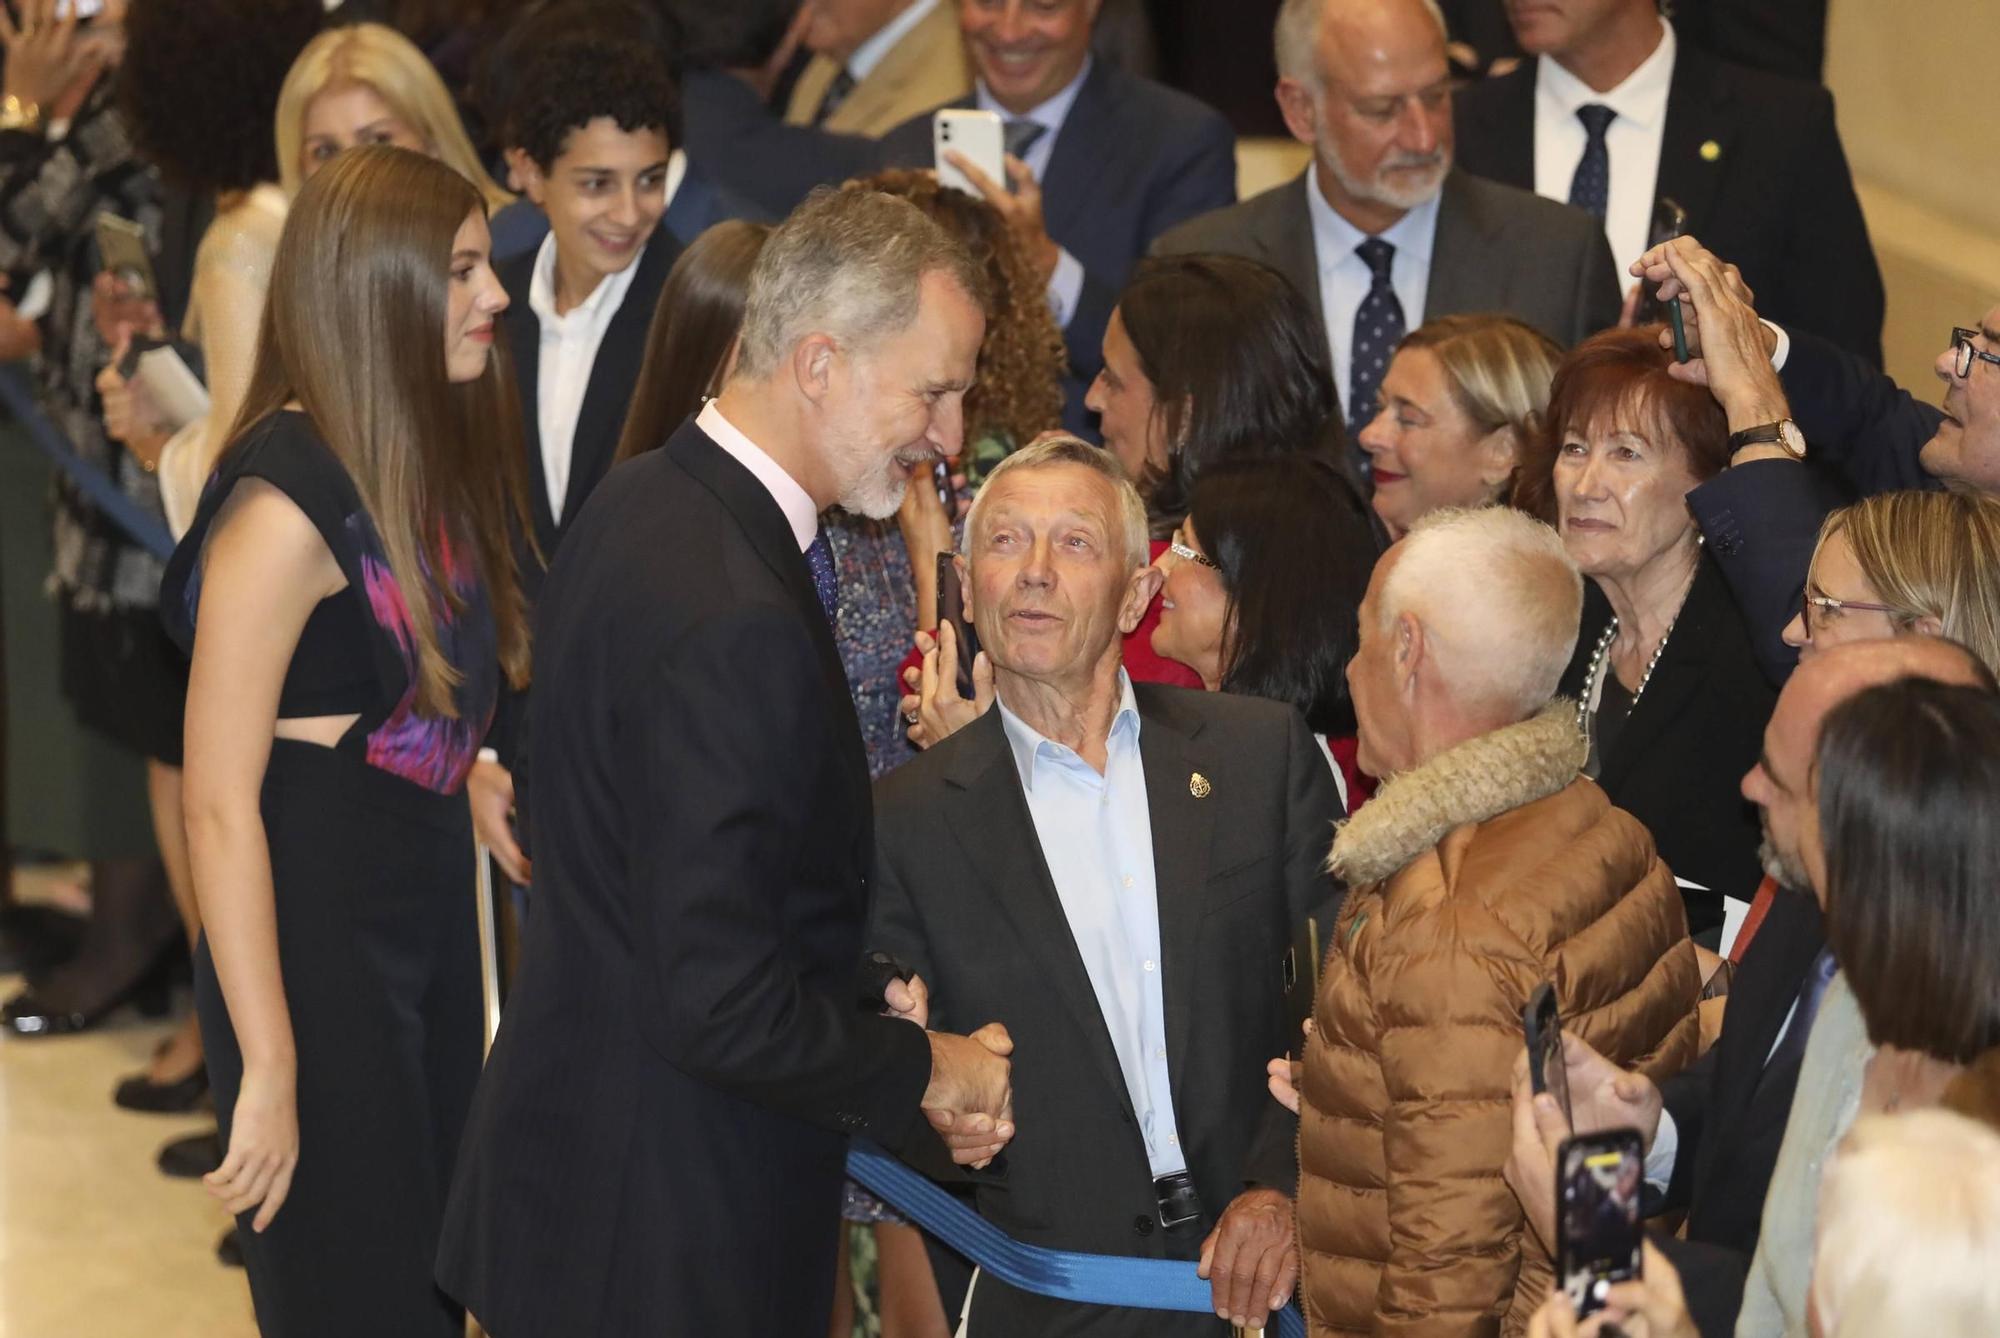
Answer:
[1153, 0, 1618, 466]
[1452, 0, 1883, 365]
[878, 0, 1239, 435]
[438, 187, 1017, 1335]
[870, 436, 1341, 1335]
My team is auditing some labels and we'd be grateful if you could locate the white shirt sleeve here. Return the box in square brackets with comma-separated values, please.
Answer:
[1644, 1107, 1680, 1191]
[1765, 319, 1791, 371]
[1047, 246, 1085, 330]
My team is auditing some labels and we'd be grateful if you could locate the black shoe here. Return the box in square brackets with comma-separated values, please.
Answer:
[114, 1064, 210, 1114]
[217, 1228, 243, 1268]
[2, 954, 174, 1037]
[158, 1130, 223, 1179]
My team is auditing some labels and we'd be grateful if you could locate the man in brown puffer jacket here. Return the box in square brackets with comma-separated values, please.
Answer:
[1297, 507, 1702, 1336]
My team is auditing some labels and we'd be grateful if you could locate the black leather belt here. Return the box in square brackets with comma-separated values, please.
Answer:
[1154, 1170, 1202, 1229]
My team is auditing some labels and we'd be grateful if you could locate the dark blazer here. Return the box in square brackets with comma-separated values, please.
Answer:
[1654, 886, 1827, 1335]
[1780, 325, 1944, 498]
[868, 686, 1342, 1337]
[1152, 167, 1621, 375]
[680, 66, 891, 219]
[1558, 554, 1775, 938]
[880, 61, 1239, 435]
[437, 421, 936, 1336]
[1453, 44, 1884, 365]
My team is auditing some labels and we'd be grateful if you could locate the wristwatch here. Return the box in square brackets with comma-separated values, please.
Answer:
[0, 94, 42, 134]
[1727, 418, 1807, 460]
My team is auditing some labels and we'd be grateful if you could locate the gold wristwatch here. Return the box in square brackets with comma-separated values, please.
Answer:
[0, 94, 43, 134]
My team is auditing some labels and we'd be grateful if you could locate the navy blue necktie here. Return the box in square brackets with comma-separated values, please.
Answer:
[1568, 104, 1616, 219]
[1347, 237, 1405, 449]
[1758, 946, 1839, 1094]
[1003, 119, 1046, 162]
[814, 68, 858, 127]
[805, 528, 839, 627]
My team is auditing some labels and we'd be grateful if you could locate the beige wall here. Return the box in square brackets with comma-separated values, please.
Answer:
[1826, 0, 2000, 394]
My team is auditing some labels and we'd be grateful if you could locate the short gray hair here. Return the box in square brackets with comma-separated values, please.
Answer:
[735, 185, 985, 381]
[1275, 0, 1449, 88]
[1379, 506, 1581, 721]
[964, 435, 1151, 572]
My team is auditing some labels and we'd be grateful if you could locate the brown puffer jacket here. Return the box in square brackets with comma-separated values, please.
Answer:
[1297, 704, 1701, 1337]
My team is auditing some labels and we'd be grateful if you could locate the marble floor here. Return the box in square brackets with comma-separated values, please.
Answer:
[0, 877, 258, 1338]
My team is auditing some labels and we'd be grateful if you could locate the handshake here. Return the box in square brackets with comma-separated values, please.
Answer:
[884, 974, 1015, 1168]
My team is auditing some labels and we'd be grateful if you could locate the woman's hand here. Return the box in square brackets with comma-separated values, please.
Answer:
[0, 0, 103, 111]
[95, 352, 169, 467]
[1267, 1056, 1301, 1115]
[206, 1063, 300, 1233]
[467, 757, 530, 885]
[91, 269, 163, 349]
[899, 622, 993, 750]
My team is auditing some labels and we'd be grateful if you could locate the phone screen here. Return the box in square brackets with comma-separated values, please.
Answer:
[1557, 1130, 1645, 1316]
[934, 552, 978, 700]
[1525, 983, 1573, 1127]
[1635, 196, 1688, 328]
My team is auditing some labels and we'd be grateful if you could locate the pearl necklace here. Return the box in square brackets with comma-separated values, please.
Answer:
[1576, 611, 1679, 735]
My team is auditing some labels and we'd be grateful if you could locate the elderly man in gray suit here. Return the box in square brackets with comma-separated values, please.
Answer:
[1154, 0, 1619, 463]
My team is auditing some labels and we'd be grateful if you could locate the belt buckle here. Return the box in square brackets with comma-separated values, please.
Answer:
[1155, 1171, 1201, 1230]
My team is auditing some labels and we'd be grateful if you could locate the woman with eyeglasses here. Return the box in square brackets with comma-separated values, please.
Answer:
[1782, 490, 2000, 671]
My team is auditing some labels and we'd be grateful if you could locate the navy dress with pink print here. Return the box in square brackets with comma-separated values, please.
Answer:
[160, 409, 497, 1338]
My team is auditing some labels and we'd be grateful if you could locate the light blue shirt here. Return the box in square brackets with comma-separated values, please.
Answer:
[996, 671, 1186, 1179]
[975, 58, 1092, 330]
[1303, 169, 1442, 417]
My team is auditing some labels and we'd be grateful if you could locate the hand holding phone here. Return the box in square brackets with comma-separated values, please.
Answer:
[934, 108, 1005, 198]
[935, 551, 979, 701]
[1523, 982, 1574, 1129]
[1556, 1129, 1645, 1317]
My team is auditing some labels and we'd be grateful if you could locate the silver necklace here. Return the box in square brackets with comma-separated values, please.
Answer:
[1577, 611, 1680, 735]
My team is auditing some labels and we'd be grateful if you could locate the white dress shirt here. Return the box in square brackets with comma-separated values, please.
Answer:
[1304, 170, 1440, 416]
[529, 231, 645, 521]
[696, 400, 818, 553]
[975, 59, 1091, 328]
[995, 671, 1187, 1179]
[847, 0, 940, 81]
[1533, 19, 1677, 277]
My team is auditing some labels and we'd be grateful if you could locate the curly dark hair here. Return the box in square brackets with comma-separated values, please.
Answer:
[506, 29, 679, 169]
[858, 170, 1065, 454]
[118, 0, 325, 194]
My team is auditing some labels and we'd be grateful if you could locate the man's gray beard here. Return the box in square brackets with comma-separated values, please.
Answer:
[1321, 144, 1450, 214]
[839, 465, 908, 520]
[1758, 834, 1811, 893]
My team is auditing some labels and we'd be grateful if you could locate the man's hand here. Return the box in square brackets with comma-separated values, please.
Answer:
[0, 0, 101, 112]
[467, 757, 530, 885]
[1590, 1241, 1701, 1338]
[1505, 1055, 1572, 1254]
[1558, 1032, 1665, 1147]
[1628, 236, 1790, 431]
[900, 621, 994, 750]
[945, 150, 1060, 286]
[924, 1022, 1015, 1167]
[883, 972, 929, 1029]
[1198, 1187, 1298, 1328]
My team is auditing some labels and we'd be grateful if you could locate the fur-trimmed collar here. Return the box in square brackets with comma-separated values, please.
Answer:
[1329, 702, 1586, 886]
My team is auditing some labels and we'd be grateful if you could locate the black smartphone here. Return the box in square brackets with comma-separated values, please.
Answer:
[1557, 1128, 1645, 1317]
[1282, 911, 1324, 1056]
[934, 551, 978, 700]
[1523, 982, 1573, 1128]
[1634, 197, 1687, 327]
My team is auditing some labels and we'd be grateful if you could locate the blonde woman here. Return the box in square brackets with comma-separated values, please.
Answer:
[1782, 489, 2000, 673]
[1355, 313, 1563, 539]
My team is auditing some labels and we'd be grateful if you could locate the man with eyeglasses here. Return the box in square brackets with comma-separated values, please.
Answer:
[1615, 233, 1996, 685]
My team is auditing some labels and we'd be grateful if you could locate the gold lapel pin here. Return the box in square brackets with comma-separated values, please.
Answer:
[1699, 139, 1721, 162]
[1189, 772, 1212, 799]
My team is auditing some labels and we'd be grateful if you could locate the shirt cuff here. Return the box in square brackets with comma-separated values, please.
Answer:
[1765, 320, 1791, 372]
[476, 747, 500, 765]
[1644, 1107, 1679, 1191]
[1047, 247, 1084, 330]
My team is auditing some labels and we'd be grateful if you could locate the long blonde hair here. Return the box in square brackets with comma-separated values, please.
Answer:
[274, 23, 513, 213]
[225, 145, 532, 714]
[1817, 490, 2000, 674]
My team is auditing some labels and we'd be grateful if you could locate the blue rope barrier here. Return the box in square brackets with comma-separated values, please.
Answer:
[0, 362, 176, 561]
[845, 1140, 1308, 1337]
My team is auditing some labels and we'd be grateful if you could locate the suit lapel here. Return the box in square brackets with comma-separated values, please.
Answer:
[1654, 47, 1732, 236]
[562, 230, 681, 527]
[499, 283, 556, 554]
[1136, 691, 1217, 1096]
[1595, 556, 1725, 795]
[1038, 62, 1113, 247]
[942, 715, 1138, 1117]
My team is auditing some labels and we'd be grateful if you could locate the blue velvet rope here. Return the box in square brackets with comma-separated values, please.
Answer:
[0, 362, 176, 561]
[846, 1139, 1308, 1338]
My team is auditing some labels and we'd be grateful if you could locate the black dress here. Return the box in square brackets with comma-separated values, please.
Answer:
[161, 411, 497, 1338]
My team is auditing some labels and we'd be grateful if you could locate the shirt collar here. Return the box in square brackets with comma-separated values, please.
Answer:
[848, 0, 940, 81]
[974, 54, 1093, 135]
[1536, 17, 1676, 130]
[663, 147, 688, 212]
[1304, 165, 1442, 269]
[996, 667, 1141, 793]
[695, 400, 820, 552]
[527, 226, 647, 331]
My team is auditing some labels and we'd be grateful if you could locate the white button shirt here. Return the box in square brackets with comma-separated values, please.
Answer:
[528, 231, 645, 521]
[1304, 170, 1439, 417]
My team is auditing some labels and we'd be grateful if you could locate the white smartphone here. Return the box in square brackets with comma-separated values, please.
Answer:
[57, 0, 105, 16]
[933, 108, 1004, 198]
[95, 211, 157, 302]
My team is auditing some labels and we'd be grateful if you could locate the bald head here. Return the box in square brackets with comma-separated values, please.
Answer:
[1275, 0, 1448, 86]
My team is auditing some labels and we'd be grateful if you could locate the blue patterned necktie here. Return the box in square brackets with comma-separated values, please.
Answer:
[1568, 104, 1617, 219]
[814, 67, 858, 127]
[805, 528, 839, 627]
[1003, 119, 1047, 163]
[1346, 237, 1406, 450]
[1756, 946, 1839, 1096]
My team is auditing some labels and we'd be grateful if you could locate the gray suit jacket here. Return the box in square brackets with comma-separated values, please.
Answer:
[1152, 167, 1621, 365]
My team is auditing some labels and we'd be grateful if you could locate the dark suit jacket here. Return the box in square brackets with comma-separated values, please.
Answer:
[880, 61, 1239, 435]
[437, 421, 935, 1336]
[1152, 167, 1621, 375]
[680, 66, 890, 218]
[1780, 325, 1944, 498]
[1558, 554, 1775, 937]
[1453, 45, 1884, 365]
[1654, 886, 1827, 1335]
[868, 686, 1341, 1337]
